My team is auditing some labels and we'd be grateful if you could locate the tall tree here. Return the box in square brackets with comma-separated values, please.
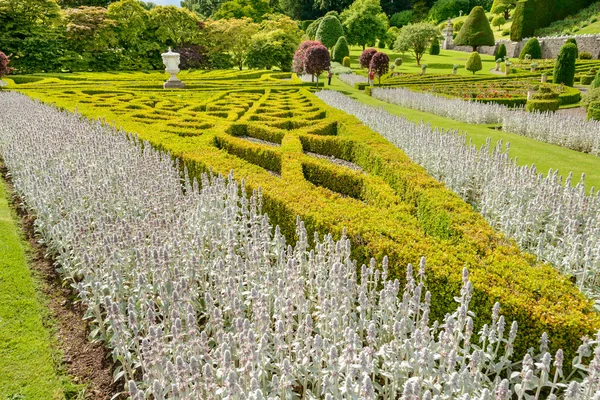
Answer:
[278, 0, 318, 20]
[553, 43, 577, 87]
[246, 14, 302, 71]
[213, 0, 272, 21]
[381, 0, 411, 16]
[341, 0, 388, 50]
[149, 5, 203, 47]
[206, 17, 259, 69]
[393, 22, 438, 65]
[315, 0, 352, 13]
[180, 0, 225, 17]
[490, 0, 515, 19]
[454, 5, 495, 52]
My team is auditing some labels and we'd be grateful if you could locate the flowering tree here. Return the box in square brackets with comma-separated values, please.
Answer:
[304, 44, 330, 87]
[359, 47, 377, 69]
[292, 40, 320, 75]
[0, 52, 14, 83]
[369, 51, 389, 84]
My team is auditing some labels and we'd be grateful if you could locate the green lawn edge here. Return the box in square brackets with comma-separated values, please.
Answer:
[0, 176, 65, 400]
[328, 76, 600, 191]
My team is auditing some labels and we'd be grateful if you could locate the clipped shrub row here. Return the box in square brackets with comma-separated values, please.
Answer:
[14, 73, 600, 366]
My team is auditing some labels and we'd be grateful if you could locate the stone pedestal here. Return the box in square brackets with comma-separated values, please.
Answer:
[161, 47, 185, 89]
[442, 18, 454, 50]
[541, 74, 548, 83]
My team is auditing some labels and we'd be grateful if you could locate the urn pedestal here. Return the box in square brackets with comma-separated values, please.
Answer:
[161, 47, 185, 89]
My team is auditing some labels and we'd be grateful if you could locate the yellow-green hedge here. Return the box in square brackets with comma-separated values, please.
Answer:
[14, 74, 600, 368]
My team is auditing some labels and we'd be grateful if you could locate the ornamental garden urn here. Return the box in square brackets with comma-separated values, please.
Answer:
[161, 47, 185, 89]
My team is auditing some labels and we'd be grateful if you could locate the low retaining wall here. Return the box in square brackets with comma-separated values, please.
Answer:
[449, 34, 600, 59]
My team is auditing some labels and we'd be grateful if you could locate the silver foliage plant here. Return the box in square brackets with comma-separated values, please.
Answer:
[338, 73, 368, 87]
[1, 91, 600, 399]
[370, 87, 600, 156]
[315, 90, 600, 301]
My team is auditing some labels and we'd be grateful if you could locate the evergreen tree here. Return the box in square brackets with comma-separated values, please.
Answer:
[465, 51, 482, 74]
[510, 0, 535, 41]
[553, 43, 578, 87]
[565, 38, 579, 59]
[454, 6, 495, 52]
[332, 36, 350, 62]
[315, 15, 345, 49]
[519, 37, 542, 59]
[495, 42, 507, 59]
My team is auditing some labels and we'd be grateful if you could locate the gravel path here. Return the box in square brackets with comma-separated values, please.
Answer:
[241, 136, 281, 147]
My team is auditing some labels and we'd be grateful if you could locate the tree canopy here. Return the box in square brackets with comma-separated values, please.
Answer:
[315, 14, 344, 49]
[340, 0, 388, 50]
[394, 22, 439, 65]
[213, 0, 272, 22]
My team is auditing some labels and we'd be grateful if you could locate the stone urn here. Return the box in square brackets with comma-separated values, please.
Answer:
[161, 47, 185, 89]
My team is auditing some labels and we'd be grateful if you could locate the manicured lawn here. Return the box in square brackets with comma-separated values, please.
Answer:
[347, 46, 500, 76]
[330, 76, 600, 191]
[0, 177, 65, 399]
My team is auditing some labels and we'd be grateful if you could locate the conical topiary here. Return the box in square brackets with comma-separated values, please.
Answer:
[332, 36, 350, 63]
[565, 38, 579, 59]
[315, 15, 345, 50]
[553, 43, 578, 87]
[510, 0, 535, 41]
[496, 43, 507, 59]
[454, 6, 495, 52]
[429, 38, 440, 55]
[519, 37, 542, 59]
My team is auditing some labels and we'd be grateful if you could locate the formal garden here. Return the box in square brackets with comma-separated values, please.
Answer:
[2, 0, 600, 399]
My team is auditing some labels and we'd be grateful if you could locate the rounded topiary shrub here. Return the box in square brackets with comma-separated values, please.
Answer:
[465, 52, 482, 74]
[579, 51, 593, 60]
[526, 99, 560, 113]
[429, 38, 440, 55]
[496, 43, 507, 59]
[332, 36, 350, 63]
[394, 58, 403, 67]
[587, 101, 600, 120]
[553, 43, 578, 87]
[519, 38, 542, 59]
[342, 56, 351, 68]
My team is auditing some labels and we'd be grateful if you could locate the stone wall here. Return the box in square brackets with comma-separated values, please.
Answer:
[449, 34, 600, 59]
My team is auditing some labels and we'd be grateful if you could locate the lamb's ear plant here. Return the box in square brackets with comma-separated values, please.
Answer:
[1, 91, 600, 398]
[316, 90, 600, 303]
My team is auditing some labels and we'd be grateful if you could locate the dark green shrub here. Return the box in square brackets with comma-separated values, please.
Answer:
[501, 28, 510, 36]
[394, 58, 403, 67]
[526, 99, 560, 112]
[579, 51, 593, 60]
[519, 37, 542, 59]
[496, 43, 507, 59]
[315, 15, 345, 49]
[587, 101, 600, 120]
[429, 38, 441, 55]
[332, 36, 350, 63]
[565, 38, 579, 58]
[553, 43, 578, 87]
[301, 20, 314, 31]
[454, 6, 495, 51]
[305, 17, 323, 40]
[390, 10, 414, 27]
[427, 0, 470, 24]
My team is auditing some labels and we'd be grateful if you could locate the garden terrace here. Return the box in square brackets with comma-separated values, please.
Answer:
[6, 70, 600, 363]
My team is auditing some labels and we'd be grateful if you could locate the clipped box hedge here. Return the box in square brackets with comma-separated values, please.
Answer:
[13, 72, 600, 368]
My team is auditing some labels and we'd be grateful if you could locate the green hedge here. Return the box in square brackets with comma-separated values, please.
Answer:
[581, 74, 595, 85]
[526, 99, 560, 112]
[18, 75, 600, 371]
